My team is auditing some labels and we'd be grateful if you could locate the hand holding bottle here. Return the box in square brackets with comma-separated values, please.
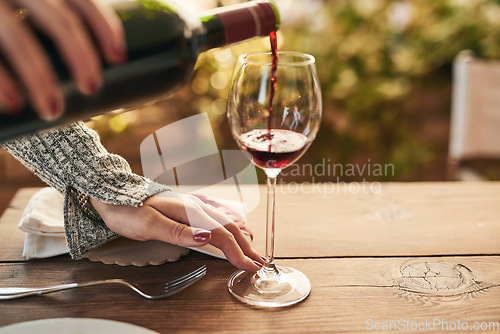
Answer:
[0, 0, 279, 142]
[0, 0, 126, 120]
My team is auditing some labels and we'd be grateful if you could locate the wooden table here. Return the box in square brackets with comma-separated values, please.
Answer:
[0, 182, 499, 333]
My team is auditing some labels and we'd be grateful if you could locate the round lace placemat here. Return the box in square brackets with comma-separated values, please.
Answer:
[83, 237, 190, 266]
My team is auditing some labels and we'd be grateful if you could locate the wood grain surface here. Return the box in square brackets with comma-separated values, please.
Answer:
[3, 183, 500, 261]
[0, 256, 499, 333]
[1, 183, 499, 333]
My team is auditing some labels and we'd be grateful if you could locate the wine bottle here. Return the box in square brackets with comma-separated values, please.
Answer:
[0, 0, 280, 142]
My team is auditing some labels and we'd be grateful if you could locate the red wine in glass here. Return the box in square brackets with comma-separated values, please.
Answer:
[239, 129, 310, 169]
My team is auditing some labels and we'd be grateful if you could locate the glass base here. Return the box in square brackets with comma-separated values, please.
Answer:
[228, 265, 311, 308]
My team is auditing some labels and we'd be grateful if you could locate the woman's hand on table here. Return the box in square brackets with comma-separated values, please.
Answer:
[90, 193, 264, 272]
[0, 0, 125, 120]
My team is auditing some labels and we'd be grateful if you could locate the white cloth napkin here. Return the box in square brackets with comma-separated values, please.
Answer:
[18, 187, 65, 236]
[17, 188, 247, 261]
[18, 187, 69, 259]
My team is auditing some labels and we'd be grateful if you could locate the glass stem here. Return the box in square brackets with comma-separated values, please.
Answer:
[263, 174, 279, 273]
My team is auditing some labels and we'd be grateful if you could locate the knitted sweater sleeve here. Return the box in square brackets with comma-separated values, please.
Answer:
[1, 122, 168, 259]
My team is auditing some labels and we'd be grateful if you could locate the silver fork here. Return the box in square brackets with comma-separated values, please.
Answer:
[0, 265, 206, 300]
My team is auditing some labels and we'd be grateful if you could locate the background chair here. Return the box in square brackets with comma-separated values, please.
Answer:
[448, 50, 500, 180]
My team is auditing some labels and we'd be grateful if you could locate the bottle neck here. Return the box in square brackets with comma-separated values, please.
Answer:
[199, 1, 280, 51]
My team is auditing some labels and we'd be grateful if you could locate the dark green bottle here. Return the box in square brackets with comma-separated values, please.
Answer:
[0, 0, 280, 142]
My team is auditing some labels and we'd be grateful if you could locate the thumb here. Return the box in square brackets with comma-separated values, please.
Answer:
[191, 228, 212, 245]
[160, 222, 212, 248]
[143, 205, 213, 248]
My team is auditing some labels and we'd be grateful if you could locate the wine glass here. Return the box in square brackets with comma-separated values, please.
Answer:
[227, 51, 322, 307]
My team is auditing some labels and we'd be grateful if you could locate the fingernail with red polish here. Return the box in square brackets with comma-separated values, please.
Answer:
[114, 45, 127, 64]
[87, 78, 100, 95]
[49, 97, 62, 119]
[253, 260, 263, 268]
[193, 230, 211, 242]
[261, 256, 267, 263]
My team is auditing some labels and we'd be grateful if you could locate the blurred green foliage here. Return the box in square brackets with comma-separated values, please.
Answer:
[95, 0, 500, 181]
